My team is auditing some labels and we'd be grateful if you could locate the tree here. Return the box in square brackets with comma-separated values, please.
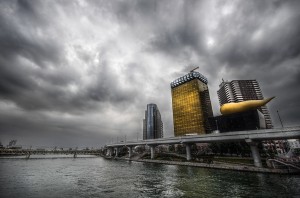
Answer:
[168, 145, 175, 152]
[293, 148, 300, 156]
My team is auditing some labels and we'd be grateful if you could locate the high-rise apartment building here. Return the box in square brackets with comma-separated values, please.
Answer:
[171, 71, 213, 136]
[217, 80, 273, 128]
[143, 104, 163, 140]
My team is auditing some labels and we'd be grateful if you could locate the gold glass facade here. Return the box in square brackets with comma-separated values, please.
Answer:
[171, 77, 213, 136]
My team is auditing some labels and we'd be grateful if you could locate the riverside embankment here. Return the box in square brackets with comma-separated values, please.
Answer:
[134, 159, 299, 174]
[103, 154, 300, 174]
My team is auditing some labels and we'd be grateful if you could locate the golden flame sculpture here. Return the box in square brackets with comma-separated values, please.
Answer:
[220, 97, 275, 115]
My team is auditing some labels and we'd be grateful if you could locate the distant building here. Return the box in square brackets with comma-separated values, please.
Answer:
[287, 139, 300, 149]
[171, 71, 213, 136]
[209, 110, 266, 133]
[263, 140, 287, 154]
[7, 139, 22, 149]
[143, 104, 163, 140]
[217, 80, 273, 129]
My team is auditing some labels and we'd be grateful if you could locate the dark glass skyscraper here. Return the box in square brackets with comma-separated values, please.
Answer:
[171, 71, 213, 136]
[143, 104, 163, 140]
[217, 80, 273, 128]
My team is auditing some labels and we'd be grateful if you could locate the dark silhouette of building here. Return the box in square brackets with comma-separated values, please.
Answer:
[171, 71, 213, 136]
[217, 80, 273, 128]
[143, 104, 163, 140]
[209, 110, 266, 133]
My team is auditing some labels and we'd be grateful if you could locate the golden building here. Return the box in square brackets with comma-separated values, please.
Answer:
[171, 71, 213, 136]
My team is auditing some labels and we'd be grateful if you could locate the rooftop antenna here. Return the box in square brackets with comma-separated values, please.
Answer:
[190, 66, 199, 73]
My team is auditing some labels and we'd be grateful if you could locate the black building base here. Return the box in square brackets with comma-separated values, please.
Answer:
[208, 110, 266, 133]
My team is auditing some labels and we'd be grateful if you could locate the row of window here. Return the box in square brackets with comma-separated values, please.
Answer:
[171, 72, 208, 88]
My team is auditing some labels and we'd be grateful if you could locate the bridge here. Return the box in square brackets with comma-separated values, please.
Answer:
[105, 126, 300, 167]
[0, 149, 102, 159]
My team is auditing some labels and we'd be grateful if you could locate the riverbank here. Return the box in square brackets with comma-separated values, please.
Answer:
[135, 159, 299, 174]
[103, 155, 299, 174]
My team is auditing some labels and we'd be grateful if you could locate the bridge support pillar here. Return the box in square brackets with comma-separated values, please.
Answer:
[26, 152, 31, 159]
[128, 146, 133, 159]
[150, 146, 155, 159]
[115, 147, 119, 157]
[246, 139, 262, 168]
[185, 144, 192, 161]
[108, 147, 113, 157]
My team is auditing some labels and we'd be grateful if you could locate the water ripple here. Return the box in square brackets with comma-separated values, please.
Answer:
[0, 157, 299, 197]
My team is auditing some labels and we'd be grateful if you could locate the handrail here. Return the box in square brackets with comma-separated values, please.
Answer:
[268, 159, 300, 170]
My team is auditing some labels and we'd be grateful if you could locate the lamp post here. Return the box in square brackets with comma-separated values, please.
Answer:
[277, 110, 284, 128]
[214, 119, 220, 133]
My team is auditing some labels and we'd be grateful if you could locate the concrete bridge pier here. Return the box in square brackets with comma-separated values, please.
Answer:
[26, 152, 31, 159]
[115, 147, 119, 157]
[246, 139, 262, 168]
[128, 146, 133, 159]
[150, 145, 155, 159]
[110, 147, 113, 157]
[185, 144, 192, 161]
[107, 147, 113, 157]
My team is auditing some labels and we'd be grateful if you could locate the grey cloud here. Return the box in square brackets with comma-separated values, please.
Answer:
[87, 63, 137, 104]
[0, 0, 137, 113]
[0, 1, 62, 67]
[214, 1, 300, 67]
[146, 3, 206, 57]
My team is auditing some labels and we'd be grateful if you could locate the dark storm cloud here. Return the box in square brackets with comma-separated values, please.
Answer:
[214, 1, 300, 67]
[87, 62, 139, 105]
[145, 2, 206, 58]
[0, 0, 68, 111]
[0, 0, 137, 113]
[0, 0, 299, 147]
[0, 1, 61, 67]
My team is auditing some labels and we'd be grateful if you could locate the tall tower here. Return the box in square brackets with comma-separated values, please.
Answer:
[143, 104, 163, 140]
[217, 80, 273, 128]
[171, 71, 213, 136]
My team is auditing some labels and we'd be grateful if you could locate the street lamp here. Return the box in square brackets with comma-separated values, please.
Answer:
[277, 110, 284, 128]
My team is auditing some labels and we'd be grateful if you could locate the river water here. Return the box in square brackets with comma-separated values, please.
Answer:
[0, 156, 299, 198]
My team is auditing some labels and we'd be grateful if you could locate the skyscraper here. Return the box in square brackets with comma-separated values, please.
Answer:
[217, 80, 273, 128]
[171, 71, 213, 136]
[143, 104, 163, 140]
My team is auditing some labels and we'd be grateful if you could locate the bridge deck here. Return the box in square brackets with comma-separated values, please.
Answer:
[106, 126, 300, 147]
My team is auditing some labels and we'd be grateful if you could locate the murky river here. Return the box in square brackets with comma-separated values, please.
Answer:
[0, 156, 299, 197]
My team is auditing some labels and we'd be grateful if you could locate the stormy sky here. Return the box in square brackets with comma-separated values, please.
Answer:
[0, 0, 299, 148]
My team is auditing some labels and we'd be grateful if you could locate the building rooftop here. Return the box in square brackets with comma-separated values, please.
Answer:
[170, 71, 208, 88]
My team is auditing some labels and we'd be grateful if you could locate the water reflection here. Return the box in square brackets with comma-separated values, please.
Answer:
[133, 163, 183, 197]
